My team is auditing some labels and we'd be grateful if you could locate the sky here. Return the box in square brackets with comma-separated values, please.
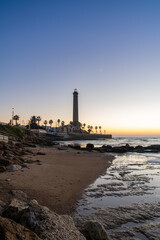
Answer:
[1, 0, 160, 135]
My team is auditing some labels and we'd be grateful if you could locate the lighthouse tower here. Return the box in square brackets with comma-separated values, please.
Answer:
[73, 89, 79, 124]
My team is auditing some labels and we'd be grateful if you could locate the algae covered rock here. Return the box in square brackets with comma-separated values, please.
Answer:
[84, 220, 110, 240]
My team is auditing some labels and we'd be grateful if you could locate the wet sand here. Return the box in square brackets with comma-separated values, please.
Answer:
[0, 146, 114, 214]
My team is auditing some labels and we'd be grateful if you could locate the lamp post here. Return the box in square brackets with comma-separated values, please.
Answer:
[12, 108, 14, 126]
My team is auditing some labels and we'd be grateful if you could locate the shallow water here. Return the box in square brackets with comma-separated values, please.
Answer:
[70, 136, 160, 217]
[74, 152, 160, 216]
[70, 137, 160, 239]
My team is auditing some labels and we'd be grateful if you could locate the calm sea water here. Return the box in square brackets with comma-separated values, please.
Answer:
[63, 135, 160, 148]
[63, 136, 160, 216]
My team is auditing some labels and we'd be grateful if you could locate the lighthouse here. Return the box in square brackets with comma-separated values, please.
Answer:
[73, 89, 79, 124]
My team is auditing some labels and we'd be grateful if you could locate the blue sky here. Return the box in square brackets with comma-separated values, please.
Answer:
[1, 0, 160, 134]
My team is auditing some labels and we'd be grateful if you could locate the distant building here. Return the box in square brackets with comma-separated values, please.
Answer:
[58, 89, 82, 134]
[71, 88, 81, 130]
[73, 88, 78, 123]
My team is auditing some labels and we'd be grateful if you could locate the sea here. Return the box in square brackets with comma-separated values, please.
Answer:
[62, 136, 160, 216]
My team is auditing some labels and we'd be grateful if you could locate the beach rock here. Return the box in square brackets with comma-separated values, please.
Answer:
[135, 222, 160, 239]
[0, 150, 3, 158]
[58, 145, 68, 150]
[4, 199, 86, 240]
[21, 163, 29, 168]
[86, 144, 94, 151]
[98, 148, 106, 153]
[37, 152, 46, 155]
[44, 141, 55, 147]
[84, 220, 110, 240]
[6, 164, 22, 171]
[0, 200, 6, 215]
[23, 142, 36, 147]
[102, 145, 113, 152]
[0, 142, 4, 150]
[145, 144, 160, 152]
[112, 146, 127, 153]
[0, 158, 13, 166]
[11, 190, 29, 202]
[125, 144, 134, 151]
[0, 166, 6, 172]
[0, 216, 42, 240]
[73, 143, 81, 149]
[3, 198, 29, 221]
[15, 142, 23, 148]
[110, 230, 135, 239]
[134, 145, 144, 153]
[5, 179, 11, 182]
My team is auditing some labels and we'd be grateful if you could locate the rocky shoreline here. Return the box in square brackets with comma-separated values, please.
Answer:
[1, 138, 160, 239]
[74, 201, 160, 240]
[74, 142, 160, 154]
[0, 138, 113, 239]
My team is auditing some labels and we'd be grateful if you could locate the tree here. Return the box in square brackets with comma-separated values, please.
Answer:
[49, 120, 53, 128]
[61, 121, 65, 132]
[30, 116, 37, 129]
[13, 115, 20, 125]
[37, 116, 41, 127]
[57, 119, 60, 127]
[87, 125, 90, 133]
[44, 120, 47, 128]
[99, 126, 102, 133]
[61, 121, 65, 127]
[90, 126, 93, 133]
[83, 123, 86, 129]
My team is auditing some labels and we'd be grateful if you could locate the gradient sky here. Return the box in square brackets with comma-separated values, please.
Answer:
[1, 0, 160, 135]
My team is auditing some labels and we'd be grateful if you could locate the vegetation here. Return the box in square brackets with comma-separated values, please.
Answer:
[57, 119, 60, 127]
[37, 116, 41, 126]
[49, 120, 53, 127]
[44, 120, 47, 127]
[0, 124, 32, 139]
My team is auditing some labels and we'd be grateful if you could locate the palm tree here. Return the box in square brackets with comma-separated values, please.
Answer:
[61, 121, 65, 127]
[87, 125, 90, 133]
[83, 123, 86, 129]
[30, 116, 37, 129]
[57, 119, 60, 127]
[99, 126, 102, 133]
[61, 121, 65, 132]
[49, 120, 53, 128]
[44, 120, 47, 128]
[13, 115, 20, 125]
[95, 126, 98, 133]
[36, 116, 41, 127]
[90, 126, 93, 133]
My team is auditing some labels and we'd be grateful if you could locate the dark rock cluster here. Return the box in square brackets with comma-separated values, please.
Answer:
[0, 141, 32, 173]
[0, 141, 44, 173]
[74, 143, 160, 153]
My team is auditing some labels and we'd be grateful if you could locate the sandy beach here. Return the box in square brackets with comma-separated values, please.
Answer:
[0, 146, 114, 214]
